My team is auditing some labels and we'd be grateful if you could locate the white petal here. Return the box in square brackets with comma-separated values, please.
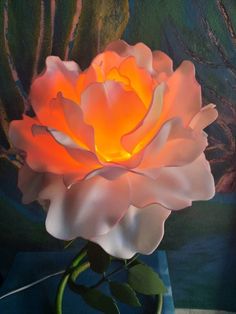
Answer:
[40, 174, 130, 240]
[105, 40, 153, 73]
[30, 56, 80, 124]
[91, 204, 170, 259]
[18, 164, 45, 204]
[189, 103, 218, 132]
[136, 118, 208, 179]
[47, 128, 79, 148]
[129, 154, 215, 210]
[46, 56, 81, 74]
[163, 61, 201, 126]
[152, 50, 173, 80]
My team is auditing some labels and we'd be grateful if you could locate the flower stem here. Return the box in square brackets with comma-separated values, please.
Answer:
[55, 248, 88, 314]
[156, 293, 163, 314]
[90, 254, 139, 289]
[55, 272, 70, 314]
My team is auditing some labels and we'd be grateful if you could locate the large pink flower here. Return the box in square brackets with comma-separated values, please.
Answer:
[9, 40, 218, 259]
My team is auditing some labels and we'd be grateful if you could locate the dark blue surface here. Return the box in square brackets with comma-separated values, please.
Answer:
[0, 250, 174, 314]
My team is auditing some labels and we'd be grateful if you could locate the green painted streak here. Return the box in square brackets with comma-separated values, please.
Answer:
[71, 0, 129, 69]
[7, 0, 41, 93]
[0, 126, 9, 149]
[0, 157, 63, 251]
[52, 0, 77, 59]
[0, 2, 24, 123]
[161, 200, 236, 250]
[221, 0, 236, 40]
[201, 1, 235, 58]
[37, 0, 53, 74]
[124, 0, 162, 48]
[0, 195, 63, 250]
[124, 0, 236, 65]
[125, 0, 232, 61]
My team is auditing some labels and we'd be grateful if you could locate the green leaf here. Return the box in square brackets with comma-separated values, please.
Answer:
[109, 281, 141, 307]
[82, 288, 120, 314]
[128, 264, 167, 295]
[87, 242, 110, 273]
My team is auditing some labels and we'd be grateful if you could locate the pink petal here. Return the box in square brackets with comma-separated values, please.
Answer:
[51, 94, 95, 150]
[80, 81, 146, 162]
[189, 103, 218, 132]
[128, 153, 215, 210]
[31, 125, 101, 184]
[41, 173, 130, 240]
[9, 115, 97, 178]
[18, 164, 45, 204]
[118, 56, 154, 107]
[105, 40, 154, 74]
[91, 51, 125, 76]
[162, 61, 201, 126]
[62, 148, 102, 187]
[152, 50, 173, 80]
[136, 118, 208, 178]
[91, 204, 170, 259]
[122, 83, 165, 153]
[30, 56, 80, 124]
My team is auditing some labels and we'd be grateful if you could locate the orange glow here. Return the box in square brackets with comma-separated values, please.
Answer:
[118, 57, 154, 107]
[106, 68, 130, 87]
[29, 48, 167, 164]
[80, 81, 147, 162]
[74, 51, 156, 162]
[9, 42, 217, 260]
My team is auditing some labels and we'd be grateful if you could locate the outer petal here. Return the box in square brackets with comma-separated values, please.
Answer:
[105, 40, 154, 74]
[30, 56, 80, 124]
[9, 115, 96, 178]
[91, 204, 170, 259]
[41, 173, 130, 240]
[18, 164, 45, 204]
[80, 81, 146, 162]
[128, 154, 215, 210]
[135, 118, 208, 178]
[189, 103, 218, 132]
[152, 51, 173, 81]
[162, 61, 201, 126]
[31, 125, 101, 182]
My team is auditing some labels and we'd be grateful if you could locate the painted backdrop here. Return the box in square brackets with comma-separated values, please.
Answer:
[0, 0, 235, 312]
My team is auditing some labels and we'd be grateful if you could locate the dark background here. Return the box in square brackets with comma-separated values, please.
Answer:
[0, 0, 235, 311]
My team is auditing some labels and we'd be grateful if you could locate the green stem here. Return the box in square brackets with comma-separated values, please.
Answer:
[156, 293, 163, 314]
[55, 248, 88, 314]
[70, 261, 90, 282]
[90, 254, 139, 289]
[63, 239, 75, 249]
[56, 272, 70, 314]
